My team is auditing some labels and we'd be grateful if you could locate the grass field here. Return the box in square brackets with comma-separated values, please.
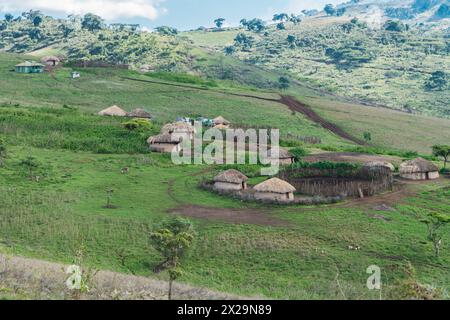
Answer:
[0, 52, 449, 299]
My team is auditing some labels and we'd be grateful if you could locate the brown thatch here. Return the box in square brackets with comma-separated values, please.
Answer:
[400, 158, 439, 174]
[213, 124, 229, 130]
[364, 161, 395, 172]
[98, 105, 127, 117]
[268, 148, 293, 160]
[213, 116, 230, 125]
[161, 122, 195, 134]
[214, 170, 248, 184]
[147, 133, 181, 144]
[128, 108, 152, 119]
[254, 178, 296, 194]
[41, 56, 61, 63]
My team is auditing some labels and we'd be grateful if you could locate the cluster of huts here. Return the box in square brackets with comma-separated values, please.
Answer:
[213, 169, 297, 203]
[98, 105, 153, 119]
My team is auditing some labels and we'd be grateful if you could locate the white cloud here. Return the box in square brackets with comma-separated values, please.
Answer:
[0, 0, 166, 20]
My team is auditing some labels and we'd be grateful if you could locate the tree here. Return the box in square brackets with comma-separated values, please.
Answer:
[276, 23, 286, 30]
[4, 14, 14, 22]
[287, 35, 297, 47]
[384, 20, 406, 32]
[81, 13, 104, 32]
[234, 33, 254, 51]
[240, 19, 248, 28]
[336, 7, 347, 17]
[432, 145, 450, 169]
[289, 14, 302, 25]
[278, 76, 290, 90]
[243, 18, 266, 33]
[0, 138, 6, 167]
[155, 26, 178, 36]
[290, 147, 308, 162]
[425, 71, 448, 91]
[363, 132, 372, 143]
[435, 4, 450, 18]
[272, 13, 289, 23]
[19, 156, 40, 180]
[324, 4, 336, 16]
[214, 18, 225, 29]
[150, 218, 195, 300]
[33, 15, 43, 27]
[224, 45, 236, 55]
[421, 212, 450, 258]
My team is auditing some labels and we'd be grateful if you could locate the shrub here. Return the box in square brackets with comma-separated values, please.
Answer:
[123, 118, 152, 131]
[290, 147, 309, 162]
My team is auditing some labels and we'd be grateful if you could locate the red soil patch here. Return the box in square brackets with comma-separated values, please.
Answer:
[168, 205, 290, 227]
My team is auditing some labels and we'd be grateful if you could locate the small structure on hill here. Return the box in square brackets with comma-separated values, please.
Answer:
[213, 116, 231, 129]
[98, 105, 128, 117]
[71, 71, 80, 79]
[254, 178, 296, 203]
[214, 169, 248, 191]
[147, 133, 182, 153]
[364, 161, 395, 172]
[41, 56, 61, 67]
[268, 148, 295, 165]
[15, 61, 45, 74]
[161, 122, 195, 140]
[399, 158, 439, 180]
[128, 108, 152, 119]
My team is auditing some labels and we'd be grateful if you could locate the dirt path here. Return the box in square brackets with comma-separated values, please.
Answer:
[0, 254, 252, 300]
[122, 76, 364, 145]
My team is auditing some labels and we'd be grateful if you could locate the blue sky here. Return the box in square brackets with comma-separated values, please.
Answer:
[0, 0, 343, 30]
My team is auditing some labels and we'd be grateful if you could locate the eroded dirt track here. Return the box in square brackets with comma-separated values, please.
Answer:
[123, 77, 365, 145]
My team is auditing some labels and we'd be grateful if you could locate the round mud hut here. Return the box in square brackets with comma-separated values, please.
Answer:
[161, 122, 195, 140]
[400, 158, 440, 180]
[98, 105, 128, 117]
[127, 108, 152, 119]
[41, 56, 61, 67]
[363, 161, 395, 172]
[213, 169, 249, 192]
[147, 133, 182, 153]
[254, 178, 296, 203]
[213, 116, 231, 129]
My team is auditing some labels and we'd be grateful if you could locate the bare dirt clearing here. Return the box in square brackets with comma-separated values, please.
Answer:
[169, 205, 290, 227]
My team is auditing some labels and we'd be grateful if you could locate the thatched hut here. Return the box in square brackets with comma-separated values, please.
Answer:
[268, 148, 295, 165]
[128, 108, 152, 119]
[41, 56, 61, 67]
[15, 61, 44, 73]
[214, 169, 248, 191]
[213, 116, 231, 129]
[161, 122, 195, 140]
[98, 105, 127, 117]
[147, 133, 182, 153]
[254, 178, 296, 203]
[363, 161, 395, 172]
[400, 158, 439, 180]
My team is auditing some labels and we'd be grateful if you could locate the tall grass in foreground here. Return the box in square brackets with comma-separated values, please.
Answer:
[0, 106, 155, 154]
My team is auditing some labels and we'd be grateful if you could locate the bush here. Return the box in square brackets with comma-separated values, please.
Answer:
[290, 147, 309, 162]
[123, 118, 152, 131]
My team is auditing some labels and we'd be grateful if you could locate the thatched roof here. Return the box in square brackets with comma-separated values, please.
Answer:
[254, 178, 296, 194]
[128, 108, 152, 119]
[364, 161, 395, 172]
[214, 116, 230, 125]
[161, 122, 195, 134]
[15, 61, 44, 67]
[147, 133, 181, 144]
[98, 105, 128, 117]
[41, 56, 61, 63]
[213, 124, 229, 130]
[268, 148, 293, 159]
[214, 169, 248, 184]
[400, 158, 439, 174]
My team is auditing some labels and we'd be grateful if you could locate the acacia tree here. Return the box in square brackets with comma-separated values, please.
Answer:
[214, 18, 225, 29]
[81, 13, 104, 32]
[324, 4, 336, 16]
[432, 145, 450, 169]
[421, 212, 450, 258]
[150, 218, 195, 300]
